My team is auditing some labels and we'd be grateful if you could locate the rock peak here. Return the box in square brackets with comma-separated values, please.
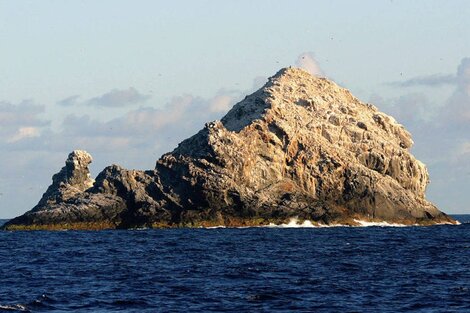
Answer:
[67, 150, 92, 164]
[220, 66, 353, 132]
[63, 150, 94, 187]
[272, 66, 312, 78]
[269, 66, 327, 86]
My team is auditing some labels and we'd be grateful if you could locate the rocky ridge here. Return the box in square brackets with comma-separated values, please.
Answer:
[2, 67, 456, 230]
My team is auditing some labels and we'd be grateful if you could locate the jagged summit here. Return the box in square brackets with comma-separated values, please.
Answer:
[270, 66, 324, 81]
[2, 68, 456, 230]
[221, 67, 337, 131]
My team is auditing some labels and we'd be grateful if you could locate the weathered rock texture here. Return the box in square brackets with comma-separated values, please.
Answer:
[32, 150, 95, 212]
[2, 67, 456, 230]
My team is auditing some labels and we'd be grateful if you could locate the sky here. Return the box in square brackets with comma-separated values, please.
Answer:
[1, 0, 469, 218]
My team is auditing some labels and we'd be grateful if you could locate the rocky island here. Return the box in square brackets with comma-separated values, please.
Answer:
[2, 67, 456, 230]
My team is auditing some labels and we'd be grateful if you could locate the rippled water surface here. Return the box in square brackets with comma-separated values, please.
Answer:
[1, 216, 469, 312]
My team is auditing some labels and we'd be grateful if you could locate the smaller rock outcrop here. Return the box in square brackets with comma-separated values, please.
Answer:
[32, 150, 95, 212]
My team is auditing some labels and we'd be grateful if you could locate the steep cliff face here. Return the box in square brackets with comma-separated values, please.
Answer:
[2, 68, 456, 230]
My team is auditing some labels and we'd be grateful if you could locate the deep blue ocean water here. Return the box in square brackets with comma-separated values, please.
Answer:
[0, 215, 469, 312]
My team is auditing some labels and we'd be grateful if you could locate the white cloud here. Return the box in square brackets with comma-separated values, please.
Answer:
[7, 127, 41, 143]
[209, 95, 232, 113]
[373, 58, 470, 213]
[0, 100, 47, 126]
[295, 52, 324, 77]
[388, 74, 455, 87]
[0, 100, 49, 144]
[456, 57, 470, 88]
[57, 88, 151, 108]
[87, 87, 151, 107]
[441, 58, 470, 127]
[456, 141, 470, 157]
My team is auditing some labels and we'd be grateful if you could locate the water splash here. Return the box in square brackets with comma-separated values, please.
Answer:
[267, 218, 316, 228]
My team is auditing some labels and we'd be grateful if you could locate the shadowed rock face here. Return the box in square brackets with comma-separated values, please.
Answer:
[2, 68, 456, 230]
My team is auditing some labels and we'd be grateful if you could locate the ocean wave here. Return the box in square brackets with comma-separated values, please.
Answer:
[267, 218, 317, 228]
[267, 218, 412, 228]
[352, 219, 412, 227]
[202, 217, 462, 229]
[0, 304, 30, 312]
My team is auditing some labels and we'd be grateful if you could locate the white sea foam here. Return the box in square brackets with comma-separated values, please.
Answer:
[352, 219, 411, 227]
[315, 223, 349, 228]
[202, 217, 462, 229]
[204, 226, 227, 229]
[437, 220, 461, 226]
[0, 304, 28, 311]
[130, 227, 150, 231]
[267, 218, 317, 228]
[268, 217, 409, 228]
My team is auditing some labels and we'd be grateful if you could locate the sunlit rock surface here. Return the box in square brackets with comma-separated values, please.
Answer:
[2, 68, 456, 230]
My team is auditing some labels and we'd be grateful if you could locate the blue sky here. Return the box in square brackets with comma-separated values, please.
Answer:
[1, 0, 469, 217]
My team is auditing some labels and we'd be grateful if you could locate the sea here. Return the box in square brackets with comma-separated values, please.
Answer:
[0, 215, 469, 313]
